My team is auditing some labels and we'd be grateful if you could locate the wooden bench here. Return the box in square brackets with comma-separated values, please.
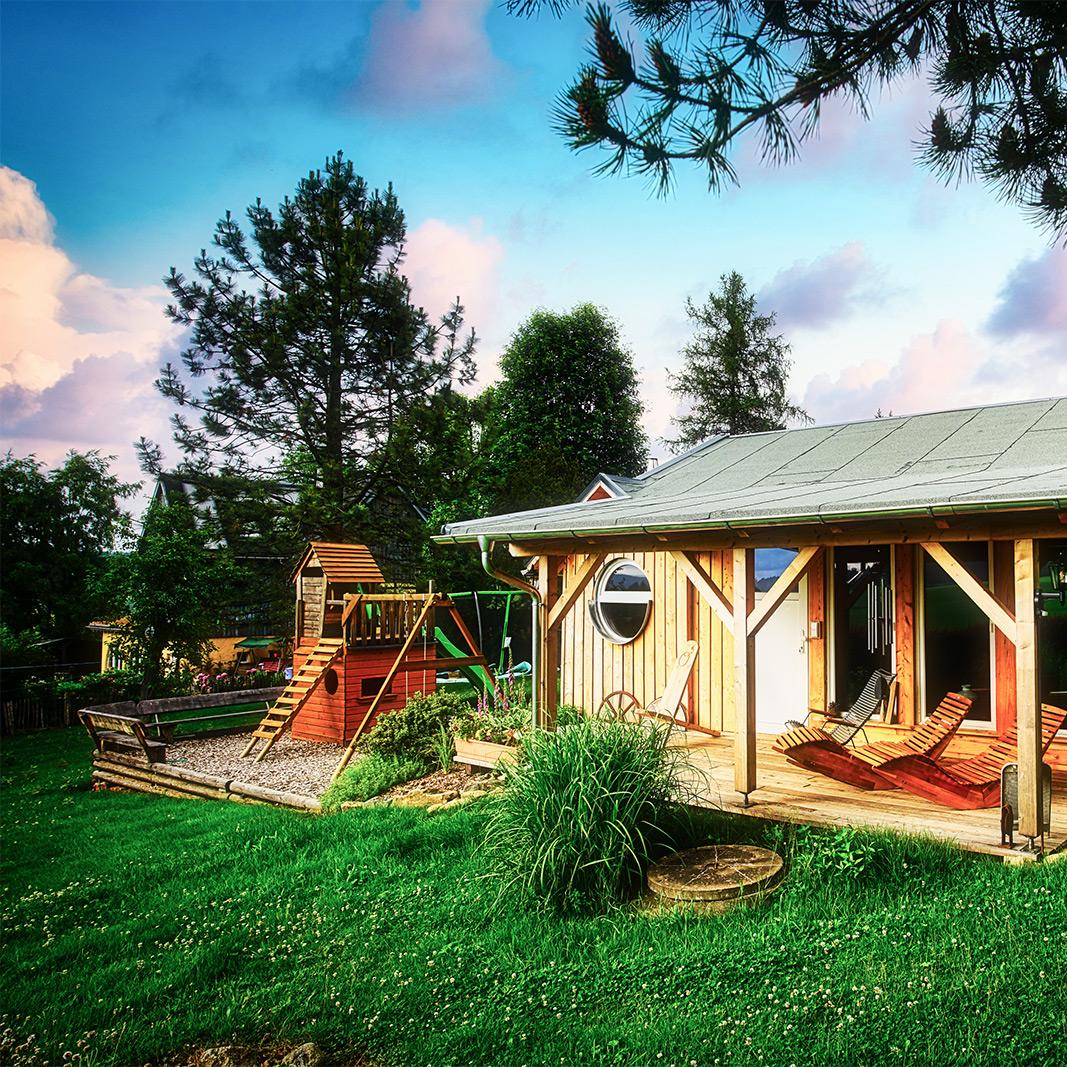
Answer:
[79, 707, 166, 764]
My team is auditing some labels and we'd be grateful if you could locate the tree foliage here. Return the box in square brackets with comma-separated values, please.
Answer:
[148, 151, 477, 543]
[490, 304, 648, 511]
[668, 271, 808, 451]
[515, 1, 1067, 238]
[104, 501, 236, 696]
[0, 451, 136, 640]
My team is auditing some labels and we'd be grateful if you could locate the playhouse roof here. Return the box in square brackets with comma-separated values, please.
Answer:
[292, 542, 385, 584]
[437, 396, 1067, 545]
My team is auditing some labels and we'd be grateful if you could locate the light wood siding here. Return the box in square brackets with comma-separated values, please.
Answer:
[559, 551, 733, 730]
[301, 576, 325, 640]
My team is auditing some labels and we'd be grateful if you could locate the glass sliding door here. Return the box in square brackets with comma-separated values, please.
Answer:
[921, 543, 993, 726]
[832, 546, 893, 709]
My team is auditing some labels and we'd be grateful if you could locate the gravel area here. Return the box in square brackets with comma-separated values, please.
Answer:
[166, 733, 342, 798]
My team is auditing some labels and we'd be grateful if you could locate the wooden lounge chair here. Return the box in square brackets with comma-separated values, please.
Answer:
[876, 703, 1067, 809]
[774, 691, 973, 791]
[599, 640, 700, 729]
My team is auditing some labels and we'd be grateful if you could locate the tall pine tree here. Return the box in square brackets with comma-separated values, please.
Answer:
[668, 272, 809, 452]
[146, 152, 476, 545]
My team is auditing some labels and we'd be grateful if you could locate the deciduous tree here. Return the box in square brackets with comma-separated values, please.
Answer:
[490, 304, 648, 511]
[104, 501, 236, 697]
[0, 451, 136, 640]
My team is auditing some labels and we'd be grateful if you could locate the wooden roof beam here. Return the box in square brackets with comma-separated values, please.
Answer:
[920, 542, 1018, 646]
[671, 551, 734, 633]
[747, 547, 821, 639]
[547, 552, 607, 633]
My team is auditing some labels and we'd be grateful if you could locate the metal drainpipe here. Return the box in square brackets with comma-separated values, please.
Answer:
[478, 536, 541, 731]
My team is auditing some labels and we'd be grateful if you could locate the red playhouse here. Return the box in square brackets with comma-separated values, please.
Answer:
[242, 542, 488, 771]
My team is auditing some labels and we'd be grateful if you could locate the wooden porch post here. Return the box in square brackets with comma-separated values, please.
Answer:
[732, 547, 756, 802]
[538, 555, 561, 730]
[1014, 539, 1042, 840]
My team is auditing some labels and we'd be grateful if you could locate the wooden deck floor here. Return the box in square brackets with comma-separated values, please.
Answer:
[675, 733, 1067, 862]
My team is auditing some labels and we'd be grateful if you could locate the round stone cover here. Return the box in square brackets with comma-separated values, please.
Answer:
[647, 844, 784, 903]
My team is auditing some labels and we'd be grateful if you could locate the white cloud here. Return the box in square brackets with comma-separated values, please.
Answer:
[0, 167, 178, 484]
[802, 319, 1067, 424]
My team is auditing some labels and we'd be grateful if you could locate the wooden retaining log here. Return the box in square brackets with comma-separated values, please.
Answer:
[92, 760, 229, 802]
[90, 754, 321, 812]
[93, 750, 233, 790]
[227, 779, 321, 811]
[91, 770, 221, 804]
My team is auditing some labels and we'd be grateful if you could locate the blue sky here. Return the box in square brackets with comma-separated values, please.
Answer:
[3, 0, 1065, 490]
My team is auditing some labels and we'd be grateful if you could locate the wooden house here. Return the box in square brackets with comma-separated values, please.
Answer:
[438, 398, 1067, 856]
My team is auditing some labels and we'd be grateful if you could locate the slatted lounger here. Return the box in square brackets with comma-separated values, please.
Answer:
[773, 691, 973, 791]
[876, 703, 1067, 809]
[784, 668, 895, 745]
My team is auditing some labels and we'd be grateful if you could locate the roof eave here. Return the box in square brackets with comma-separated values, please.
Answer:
[432, 496, 1067, 546]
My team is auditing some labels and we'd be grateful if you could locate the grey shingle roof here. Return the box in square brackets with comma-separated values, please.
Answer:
[437, 397, 1067, 543]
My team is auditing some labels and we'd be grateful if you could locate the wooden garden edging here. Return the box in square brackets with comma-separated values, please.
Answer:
[453, 737, 517, 770]
[81, 689, 320, 813]
[90, 750, 321, 811]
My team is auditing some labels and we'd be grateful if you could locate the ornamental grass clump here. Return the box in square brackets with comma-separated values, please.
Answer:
[484, 715, 692, 913]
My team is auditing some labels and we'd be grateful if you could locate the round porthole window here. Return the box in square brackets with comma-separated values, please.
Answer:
[323, 668, 339, 695]
[590, 559, 652, 644]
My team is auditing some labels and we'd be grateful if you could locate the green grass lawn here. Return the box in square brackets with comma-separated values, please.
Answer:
[2, 729, 1066, 1067]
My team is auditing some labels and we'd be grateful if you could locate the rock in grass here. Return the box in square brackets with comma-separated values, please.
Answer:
[279, 1042, 324, 1066]
[393, 789, 457, 809]
[188, 1047, 250, 1067]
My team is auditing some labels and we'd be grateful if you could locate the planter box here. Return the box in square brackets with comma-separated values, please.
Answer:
[454, 737, 518, 770]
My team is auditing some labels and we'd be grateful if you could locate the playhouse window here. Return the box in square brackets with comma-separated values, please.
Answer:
[590, 559, 652, 644]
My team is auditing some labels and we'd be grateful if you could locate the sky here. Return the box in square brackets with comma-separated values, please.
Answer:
[3, 0, 1066, 498]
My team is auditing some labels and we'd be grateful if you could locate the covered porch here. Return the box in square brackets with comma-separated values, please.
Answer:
[675, 732, 1067, 861]
[438, 400, 1067, 858]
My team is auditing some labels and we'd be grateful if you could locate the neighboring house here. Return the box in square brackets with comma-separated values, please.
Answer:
[438, 397, 1067, 845]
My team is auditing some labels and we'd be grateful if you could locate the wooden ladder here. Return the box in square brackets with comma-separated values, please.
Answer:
[241, 638, 344, 762]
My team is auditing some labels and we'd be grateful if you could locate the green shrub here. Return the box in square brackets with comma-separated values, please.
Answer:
[484, 716, 691, 913]
[362, 689, 470, 763]
[321, 752, 427, 812]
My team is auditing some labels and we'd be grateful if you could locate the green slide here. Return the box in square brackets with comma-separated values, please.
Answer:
[434, 627, 494, 693]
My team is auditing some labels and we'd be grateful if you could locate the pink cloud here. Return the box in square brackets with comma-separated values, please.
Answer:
[0, 167, 178, 485]
[404, 216, 504, 379]
[802, 320, 1067, 424]
[759, 242, 886, 329]
[350, 0, 506, 113]
[987, 247, 1067, 338]
[0, 167, 54, 242]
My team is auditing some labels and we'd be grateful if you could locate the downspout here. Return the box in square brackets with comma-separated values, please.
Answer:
[478, 535, 541, 731]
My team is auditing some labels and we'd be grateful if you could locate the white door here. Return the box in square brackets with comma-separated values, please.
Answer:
[754, 585, 809, 733]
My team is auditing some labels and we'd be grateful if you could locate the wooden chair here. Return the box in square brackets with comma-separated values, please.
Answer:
[599, 641, 700, 728]
[773, 691, 973, 791]
[876, 703, 1067, 809]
